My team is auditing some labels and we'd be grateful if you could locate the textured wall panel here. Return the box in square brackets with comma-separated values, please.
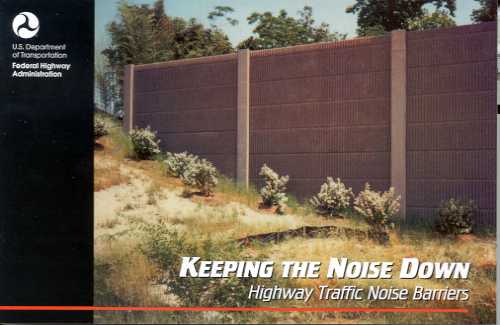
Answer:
[408, 24, 496, 68]
[407, 92, 495, 122]
[408, 61, 496, 96]
[407, 180, 495, 209]
[407, 120, 496, 151]
[132, 55, 238, 177]
[251, 99, 390, 130]
[407, 22, 496, 226]
[251, 126, 389, 154]
[135, 109, 235, 133]
[250, 37, 392, 200]
[158, 131, 236, 155]
[130, 23, 496, 226]
[250, 153, 390, 179]
[134, 85, 236, 113]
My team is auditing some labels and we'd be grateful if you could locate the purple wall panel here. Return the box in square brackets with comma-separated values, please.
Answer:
[249, 37, 392, 200]
[132, 54, 238, 178]
[406, 23, 496, 225]
[130, 23, 496, 226]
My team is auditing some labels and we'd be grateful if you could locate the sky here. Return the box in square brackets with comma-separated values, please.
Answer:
[95, 0, 481, 57]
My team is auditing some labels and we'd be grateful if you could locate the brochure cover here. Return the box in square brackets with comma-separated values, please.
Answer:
[0, 0, 498, 324]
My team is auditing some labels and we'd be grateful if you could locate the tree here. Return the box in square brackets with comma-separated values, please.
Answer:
[237, 6, 346, 50]
[471, 0, 497, 22]
[208, 6, 238, 28]
[102, 0, 233, 77]
[359, 24, 386, 37]
[102, 1, 158, 79]
[346, 0, 456, 36]
[151, 0, 176, 62]
[101, 0, 233, 111]
[95, 58, 119, 115]
[171, 18, 233, 59]
[408, 9, 456, 31]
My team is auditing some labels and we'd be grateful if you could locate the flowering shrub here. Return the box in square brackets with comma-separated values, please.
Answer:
[354, 183, 400, 232]
[164, 151, 199, 177]
[436, 198, 475, 235]
[94, 115, 108, 140]
[180, 158, 218, 196]
[309, 177, 353, 217]
[129, 126, 161, 160]
[259, 164, 289, 214]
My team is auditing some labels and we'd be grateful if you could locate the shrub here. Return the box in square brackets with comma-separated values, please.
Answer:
[141, 222, 260, 307]
[354, 183, 400, 232]
[109, 126, 134, 159]
[436, 198, 475, 235]
[94, 115, 108, 140]
[129, 126, 161, 160]
[164, 151, 199, 177]
[180, 158, 218, 196]
[95, 246, 159, 306]
[259, 164, 289, 214]
[309, 177, 353, 217]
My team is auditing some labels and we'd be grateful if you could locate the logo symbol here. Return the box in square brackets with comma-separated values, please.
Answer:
[12, 12, 39, 39]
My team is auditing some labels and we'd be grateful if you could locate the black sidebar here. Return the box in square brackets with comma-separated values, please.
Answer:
[0, 0, 93, 322]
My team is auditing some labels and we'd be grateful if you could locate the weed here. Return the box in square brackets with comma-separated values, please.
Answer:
[141, 222, 261, 307]
[123, 203, 134, 211]
[98, 218, 121, 229]
[216, 176, 260, 206]
[145, 183, 163, 205]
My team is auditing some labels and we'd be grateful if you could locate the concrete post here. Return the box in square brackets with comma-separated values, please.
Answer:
[123, 64, 135, 132]
[236, 49, 250, 187]
[390, 30, 407, 219]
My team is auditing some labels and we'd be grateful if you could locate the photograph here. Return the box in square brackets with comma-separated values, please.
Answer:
[4, 0, 499, 323]
[92, 0, 497, 324]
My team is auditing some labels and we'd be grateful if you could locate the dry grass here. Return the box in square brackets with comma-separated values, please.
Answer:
[95, 240, 164, 308]
[94, 115, 496, 324]
[255, 234, 496, 324]
[94, 155, 131, 191]
[94, 117, 133, 191]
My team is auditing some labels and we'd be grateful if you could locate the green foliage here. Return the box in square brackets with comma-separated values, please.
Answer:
[141, 222, 260, 307]
[360, 24, 386, 36]
[180, 158, 219, 196]
[94, 114, 109, 140]
[94, 256, 125, 306]
[109, 124, 134, 159]
[163, 151, 199, 177]
[436, 198, 476, 235]
[216, 176, 261, 205]
[171, 18, 233, 59]
[95, 56, 120, 115]
[103, 1, 159, 77]
[471, 0, 497, 22]
[408, 9, 456, 31]
[259, 164, 289, 214]
[163, 150, 218, 196]
[354, 183, 400, 232]
[129, 126, 161, 160]
[346, 0, 456, 36]
[309, 177, 354, 217]
[102, 0, 233, 84]
[286, 195, 315, 217]
[208, 6, 238, 27]
[238, 6, 345, 50]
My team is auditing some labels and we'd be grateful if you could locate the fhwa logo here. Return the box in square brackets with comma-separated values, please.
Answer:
[12, 12, 39, 39]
